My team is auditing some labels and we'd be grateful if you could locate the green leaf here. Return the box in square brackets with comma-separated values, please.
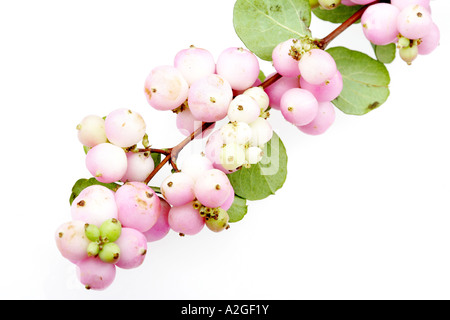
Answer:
[313, 4, 362, 24]
[151, 152, 162, 168]
[69, 178, 120, 205]
[258, 70, 266, 82]
[227, 131, 288, 201]
[233, 0, 312, 61]
[227, 195, 248, 223]
[371, 43, 396, 64]
[327, 47, 390, 115]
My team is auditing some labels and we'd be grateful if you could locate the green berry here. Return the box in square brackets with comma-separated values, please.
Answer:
[84, 224, 100, 242]
[98, 242, 121, 264]
[99, 218, 122, 243]
[399, 44, 418, 65]
[309, 0, 320, 9]
[205, 208, 230, 233]
[87, 242, 100, 257]
[397, 36, 411, 49]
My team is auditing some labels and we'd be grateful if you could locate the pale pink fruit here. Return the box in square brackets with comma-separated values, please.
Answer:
[297, 101, 336, 135]
[55, 221, 91, 263]
[299, 70, 343, 102]
[272, 39, 301, 77]
[71, 185, 118, 227]
[115, 182, 161, 232]
[361, 3, 400, 46]
[76, 115, 107, 148]
[397, 4, 432, 40]
[160, 172, 196, 207]
[174, 46, 216, 86]
[264, 75, 300, 110]
[168, 202, 205, 236]
[144, 65, 189, 111]
[194, 169, 232, 208]
[216, 47, 260, 91]
[114, 228, 148, 269]
[76, 257, 116, 290]
[104, 108, 146, 148]
[121, 151, 155, 183]
[188, 74, 233, 122]
[418, 23, 440, 55]
[85, 143, 127, 184]
[280, 88, 319, 126]
[298, 49, 337, 85]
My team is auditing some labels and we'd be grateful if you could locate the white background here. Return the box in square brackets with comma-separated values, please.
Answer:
[0, 0, 449, 300]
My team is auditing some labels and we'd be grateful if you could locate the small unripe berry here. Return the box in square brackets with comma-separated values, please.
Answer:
[98, 242, 121, 264]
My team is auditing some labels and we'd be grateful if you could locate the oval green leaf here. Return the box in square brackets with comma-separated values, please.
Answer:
[327, 46, 391, 115]
[227, 195, 248, 223]
[372, 43, 396, 64]
[233, 0, 312, 61]
[227, 131, 288, 201]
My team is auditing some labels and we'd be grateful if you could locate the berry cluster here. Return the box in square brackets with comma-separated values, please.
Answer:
[145, 46, 274, 172]
[56, 180, 168, 290]
[56, 46, 279, 290]
[78, 109, 154, 184]
[270, 38, 341, 135]
[359, 0, 440, 64]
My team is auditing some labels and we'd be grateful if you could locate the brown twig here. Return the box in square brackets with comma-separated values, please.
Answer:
[144, 122, 214, 184]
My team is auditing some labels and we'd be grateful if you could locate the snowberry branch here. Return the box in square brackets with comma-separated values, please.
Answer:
[142, 1, 385, 185]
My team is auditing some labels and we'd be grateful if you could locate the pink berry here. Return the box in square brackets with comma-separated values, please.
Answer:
[216, 47, 260, 91]
[76, 257, 116, 290]
[121, 151, 155, 183]
[143, 197, 171, 242]
[280, 88, 319, 126]
[361, 3, 400, 46]
[55, 220, 91, 263]
[272, 39, 301, 77]
[299, 70, 343, 102]
[174, 46, 216, 86]
[397, 5, 432, 40]
[194, 169, 232, 208]
[168, 202, 205, 236]
[115, 182, 161, 232]
[264, 75, 300, 110]
[85, 143, 127, 184]
[71, 185, 118, 227]
[298, 49, 337, 85]
[188, 74, 233, 122]
[76, 115, 107, 148]
[114, 228, 148, 269]
[104, 108, 146, 148]
[297, 101, 336, 135]
[418, 23, 440, 55]
[144, 65, 189, 111]
[160, 172, 196, 207]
